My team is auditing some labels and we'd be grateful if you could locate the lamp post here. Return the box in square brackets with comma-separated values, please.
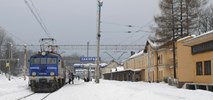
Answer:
[17, 58, 19, 76]
[95, 0, 103, 83]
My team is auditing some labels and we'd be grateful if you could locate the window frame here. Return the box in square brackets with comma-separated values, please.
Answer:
[47, 57, 57, 64]
[31, 58, 40, 64]
[196, 61, 203, 75]
[204, 60, 211, 75]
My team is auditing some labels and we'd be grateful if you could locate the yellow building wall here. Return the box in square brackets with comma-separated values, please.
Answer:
[144, 45, 174, 82]
[102, 61, 119, 74]
[192, 52, 213, 83]
[123, 43, 174, 82]
[177, 36, 213, 84]
[177, 37, 194, 83]
[158, 49, 173, 79]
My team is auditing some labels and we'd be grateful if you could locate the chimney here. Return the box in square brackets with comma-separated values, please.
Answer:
[131, 51, 135, 56]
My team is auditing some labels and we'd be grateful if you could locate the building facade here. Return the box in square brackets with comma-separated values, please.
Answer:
[177, 31, 213, 87]
[102, 30, 213, 89]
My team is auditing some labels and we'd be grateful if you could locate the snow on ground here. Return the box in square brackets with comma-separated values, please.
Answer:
[0, 74, 32, 100]
[1, 74, 213, 100]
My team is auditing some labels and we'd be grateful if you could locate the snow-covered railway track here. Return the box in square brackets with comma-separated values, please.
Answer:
[17, 93, 51, 100]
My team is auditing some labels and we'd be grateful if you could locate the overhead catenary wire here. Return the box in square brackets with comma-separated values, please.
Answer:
[29, 0, 52, 37]
[116, 20, 154, 45]
[101, 21, 140, 28]
[129, 32, 150, 45]
[24, 0, 52, 38]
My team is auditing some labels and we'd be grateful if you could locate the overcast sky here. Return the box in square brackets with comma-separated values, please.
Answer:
[1, 0, 212, 61]
[0, 0, 161, 60]
[0, 0, 160, 45]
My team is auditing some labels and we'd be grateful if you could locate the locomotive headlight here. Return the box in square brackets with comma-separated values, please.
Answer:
[32, 72, 36, 76]
[50, 72, 55, 76]
[41, 51, 46, 56]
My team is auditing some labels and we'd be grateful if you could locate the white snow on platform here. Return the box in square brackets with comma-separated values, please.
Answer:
[1, 74, 213, 100]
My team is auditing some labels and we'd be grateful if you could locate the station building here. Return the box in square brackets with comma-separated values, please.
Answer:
[102, 30, 213, 90]
[177, 31, 213, 88]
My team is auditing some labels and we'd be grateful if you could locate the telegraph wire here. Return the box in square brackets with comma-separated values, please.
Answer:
[118, 32, 136, 45]
[135, 20, 154, 33]
[0, 26, 28, 45]
[101, 21, 140, 27]
[24, 0, 51, 38]
[129, 33, 149, 45]
[116, 20, 154, 45]
[5, 30, 27, 45]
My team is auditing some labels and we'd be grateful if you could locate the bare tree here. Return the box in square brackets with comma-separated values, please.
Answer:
[153, 0, 207, 42]
[0, 27, 18, 75]
[0, 27, 7, 73]
[199, 4, 213, 33]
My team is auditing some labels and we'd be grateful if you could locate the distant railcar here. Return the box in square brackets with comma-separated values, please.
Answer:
[29, 51, 66, 92]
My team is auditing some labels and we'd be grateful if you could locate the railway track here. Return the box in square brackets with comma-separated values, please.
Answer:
[16, 80, 82, 100]
[17, 92, 51, 100]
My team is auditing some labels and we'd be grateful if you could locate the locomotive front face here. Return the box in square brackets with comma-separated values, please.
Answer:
[29, 55, 59, 77]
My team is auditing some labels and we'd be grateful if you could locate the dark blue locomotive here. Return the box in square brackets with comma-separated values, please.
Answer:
[29, 51, 66, 92]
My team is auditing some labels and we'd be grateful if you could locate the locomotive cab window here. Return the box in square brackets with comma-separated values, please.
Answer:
[47, 58, 57, 64]
[41, 58, 46, 64]
[31, 58, 40, 64]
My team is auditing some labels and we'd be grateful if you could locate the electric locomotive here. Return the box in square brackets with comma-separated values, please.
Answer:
[28, 38, 66, 92]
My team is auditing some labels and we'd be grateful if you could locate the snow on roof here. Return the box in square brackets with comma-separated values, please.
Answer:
[148, 39, 158, 48]
[73, 63, 107, 68]
[177, 35, 196, 42]
[147, 39, 171, 49]
[100, 63, 108, 67]
[116, 66, 124, 71]
[111, 66, 124, 72]
[194, 30, 213, 39]
[111, 68, 142, 73]
[130, 68, 142, 71]
[129, 50, 144, 59]
[183, 30, 213, 46]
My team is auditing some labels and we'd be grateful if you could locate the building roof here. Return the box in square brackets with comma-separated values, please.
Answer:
[183, 30, 213, 46]
[129, 50, 144, 59]
[144, 39, 173, 53]
[104, 68, 142, 74]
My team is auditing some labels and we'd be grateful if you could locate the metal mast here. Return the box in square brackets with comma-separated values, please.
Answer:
[95, 0, 103, 83]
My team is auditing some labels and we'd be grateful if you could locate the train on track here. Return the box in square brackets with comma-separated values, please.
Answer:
[28, 38, 67, 92]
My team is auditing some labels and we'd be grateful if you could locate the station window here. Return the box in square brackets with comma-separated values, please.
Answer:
[204, 60, 211, 75]
[196, 62, 203, 75]
[192, 41, 213, 54]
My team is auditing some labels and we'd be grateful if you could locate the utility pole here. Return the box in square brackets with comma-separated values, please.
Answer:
[86, 42, 91, 81]
[87, 42, 89, 57]
[95, 0, 103, 83]
[172, 0, 177, 79]
[9, 43, 12, 81]
[23, 45, 27, 80]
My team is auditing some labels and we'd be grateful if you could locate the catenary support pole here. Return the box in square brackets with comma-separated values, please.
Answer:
[95, 0, 103, 83]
